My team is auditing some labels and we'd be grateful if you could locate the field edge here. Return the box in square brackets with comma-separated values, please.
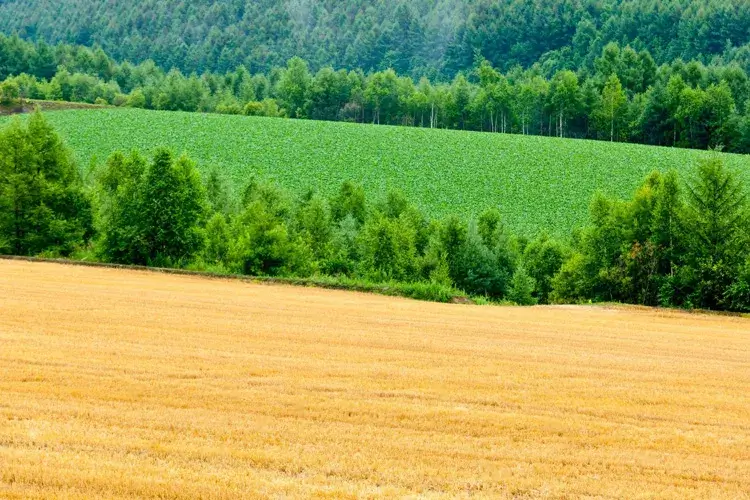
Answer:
[0, 255, 471, 304]
[4, 255, 749, 318]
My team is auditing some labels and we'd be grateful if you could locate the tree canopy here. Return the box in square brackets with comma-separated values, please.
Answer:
[0, 111, 92, 256]
[2, 0, 750, 79]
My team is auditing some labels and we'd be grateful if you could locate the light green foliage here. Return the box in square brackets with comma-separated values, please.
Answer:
[229, 200, 292, 276]
[594, 74, 627, 141]
[550, 70, 580, 137]
[331, 181, 366, 225]
[726, 260, 750, 312]
[126, 89, 146, 108]
[325, 214, 359, 276]
[243, 99, 283, 117]
[508, 265, 538, 305]
[296, 193, 333, 262]
[650, 170, 683, 275]
[278, 57, 311, 119]
[358, 212, 418, 282]
[0, 79, 20, 104]
[203, 212, 230, 264]
[204, 168, 233, 216]
[3, 108, 750, 236]
[477, 208, 503, 247]
[140, 150, 206, 264]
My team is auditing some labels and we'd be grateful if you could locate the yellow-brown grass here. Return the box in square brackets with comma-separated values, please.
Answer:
[1, 260, 748, 499]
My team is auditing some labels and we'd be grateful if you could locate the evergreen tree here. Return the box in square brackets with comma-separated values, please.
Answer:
[680, 156, 748, 308]
[0, 112, 92, 256]
[139, 150, 206, 264]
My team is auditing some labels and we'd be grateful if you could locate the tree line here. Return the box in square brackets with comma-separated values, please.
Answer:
[1, 0, 750, 79]
[2, 112, 750, 311]
[3, 35, 750, 152]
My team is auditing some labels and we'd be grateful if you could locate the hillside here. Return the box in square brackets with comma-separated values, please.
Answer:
[2, 259, 749, 497]
[3, 108, 749, 235]
[1, 0, 749, 77]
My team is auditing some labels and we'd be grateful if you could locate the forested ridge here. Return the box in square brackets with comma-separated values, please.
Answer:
[2, 0, 750, 78]
[3, 33, 750, 152]
[4, 1, 750, 150]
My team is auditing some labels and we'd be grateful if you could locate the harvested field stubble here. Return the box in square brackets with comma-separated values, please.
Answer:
[0, 260, 749, 499]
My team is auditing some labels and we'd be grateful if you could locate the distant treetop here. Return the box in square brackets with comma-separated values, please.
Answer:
[1, 0, 750, 78]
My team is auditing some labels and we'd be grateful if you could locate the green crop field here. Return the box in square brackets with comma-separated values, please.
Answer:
[3, 108, 749, 235]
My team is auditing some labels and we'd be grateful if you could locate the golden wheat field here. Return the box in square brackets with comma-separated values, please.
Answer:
[0, 260, 749, 499]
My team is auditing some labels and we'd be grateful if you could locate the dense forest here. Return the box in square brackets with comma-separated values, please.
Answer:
[2, 113, 750, 311]
[2, 0, 750, 79]
[3, 34, 750, 151]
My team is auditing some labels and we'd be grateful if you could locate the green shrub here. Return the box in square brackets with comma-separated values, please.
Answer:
[508, 265, 537, 305]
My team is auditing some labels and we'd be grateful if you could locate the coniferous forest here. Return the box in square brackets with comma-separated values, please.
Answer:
[2, 2, 750, 151]
[2, 0, 750, 78]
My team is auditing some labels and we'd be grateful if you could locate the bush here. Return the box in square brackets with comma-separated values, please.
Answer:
[508, 265, 537, 305]
[126, 89, 146, 108]
[358, 213, 417, 282]
[0, 80, 20, 104]
[204, 213, 230, 264]
[216, 101, 243, 115]
[550, 252, 590, 303]
[243, 98, 283, 117]
[390, 280, 462, 303]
